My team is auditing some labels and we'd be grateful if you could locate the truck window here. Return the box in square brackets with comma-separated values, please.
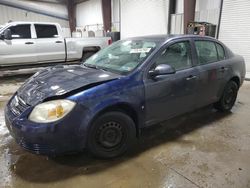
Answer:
[35, 24, 58, 38]
[8, 25, 31, 39]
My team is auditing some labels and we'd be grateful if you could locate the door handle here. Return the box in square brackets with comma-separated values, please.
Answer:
[25, 42, 34, 45]
[55, 41, 63, 43]
[219, 67, 229, 72]
[186, 75, 197, 81]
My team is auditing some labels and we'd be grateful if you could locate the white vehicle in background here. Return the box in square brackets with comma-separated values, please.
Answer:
[0, 22, 112, 68]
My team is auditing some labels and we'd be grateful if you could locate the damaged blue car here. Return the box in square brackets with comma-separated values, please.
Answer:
[5, 35, 245, 158]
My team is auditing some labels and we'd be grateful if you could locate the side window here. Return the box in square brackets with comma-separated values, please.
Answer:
[35, 24, 58, 38]
[9, 25, 31, 39]
[155, 41, 192, 71]
[195, 41, 218, 65]
[216, 43, 225, 61]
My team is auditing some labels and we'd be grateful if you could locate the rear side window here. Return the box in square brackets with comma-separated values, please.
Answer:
[195, 41, 218, 65]
[9, 25, 31, 39]
[216, 43, 225, 61]
[35, 24, 58, 38]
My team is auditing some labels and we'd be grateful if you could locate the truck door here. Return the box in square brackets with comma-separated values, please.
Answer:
[0, 24, 37, 65]
[34, 24, 65, 63]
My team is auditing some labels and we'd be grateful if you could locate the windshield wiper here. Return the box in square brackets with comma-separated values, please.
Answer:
[96, 66, 110, 72]
[84, 63, 115, 74]
[84, 63, 109, 72]
[84, 63, 98, 69]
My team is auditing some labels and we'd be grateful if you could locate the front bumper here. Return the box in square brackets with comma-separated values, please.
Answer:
[4, 100, 90, 156]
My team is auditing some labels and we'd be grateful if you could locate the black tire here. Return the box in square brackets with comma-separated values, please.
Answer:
[87, 111, 136, 158]
[214, 80, 238, 112]
[81, 51, 96, 62]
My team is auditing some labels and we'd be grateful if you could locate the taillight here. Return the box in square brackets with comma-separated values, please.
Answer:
[108, 39, 112, 45]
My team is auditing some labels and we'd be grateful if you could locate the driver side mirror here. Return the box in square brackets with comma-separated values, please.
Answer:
[1, 29, 11, 40]
[149, 64, 175, 77]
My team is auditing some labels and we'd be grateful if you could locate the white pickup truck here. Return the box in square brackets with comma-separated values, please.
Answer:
[0, 22, 112, 68]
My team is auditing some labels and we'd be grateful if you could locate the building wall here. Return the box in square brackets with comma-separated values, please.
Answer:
[120, 0, 169, 39]
[0, 4, 69, 28]
[111, 0, 120, 31]
[195, 0, 221, 25]
[76, 0, 103, 30]
[175, 0, 184, 14]
[219, 0, 250, 72]
[170, 0, 184, 34]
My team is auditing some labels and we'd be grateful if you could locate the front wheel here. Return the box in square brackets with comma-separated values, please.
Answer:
[214, 80, 238, 112]
[87, 111, 136, 158]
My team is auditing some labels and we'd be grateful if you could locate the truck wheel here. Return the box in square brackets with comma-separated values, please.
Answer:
[214, 80, 238, 112]
[81, 51, 96, 62]
[87, 111, 136, 158]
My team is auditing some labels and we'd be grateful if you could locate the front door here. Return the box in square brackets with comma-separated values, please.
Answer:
[144, 40, 199, 126]
[0, 24, 37, 65]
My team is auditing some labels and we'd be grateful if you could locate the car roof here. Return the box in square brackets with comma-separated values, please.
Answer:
[126, 34, 216, 43]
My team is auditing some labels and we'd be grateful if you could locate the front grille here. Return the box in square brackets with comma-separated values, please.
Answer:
[10, 95, 30, 116]
[19, 140, 54, 155]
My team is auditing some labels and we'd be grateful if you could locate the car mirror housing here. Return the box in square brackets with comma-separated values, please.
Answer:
[3, 29, 11, 40]
[149, 64, 176, 77]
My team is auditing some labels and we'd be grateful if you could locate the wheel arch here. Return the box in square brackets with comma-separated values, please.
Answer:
[229, 76, 240, 88]
[90, 102, 141, 137]
[217, 75, 241, 102]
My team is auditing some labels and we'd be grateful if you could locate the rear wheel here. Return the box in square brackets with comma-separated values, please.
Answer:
[214, 80, 238, 112]
[87, 111, 136, 158]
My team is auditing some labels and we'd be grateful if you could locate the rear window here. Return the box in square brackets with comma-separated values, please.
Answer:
[216, 43, 225, 61]
[35, 24, 58, 38]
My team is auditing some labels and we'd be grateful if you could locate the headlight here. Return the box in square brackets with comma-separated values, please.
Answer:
[28, 99, 76, 123]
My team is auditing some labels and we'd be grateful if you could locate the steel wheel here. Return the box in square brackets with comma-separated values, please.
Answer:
[87, 111, 136, 158]
[214, 80, 238, 112]
[97, 121, 123, 149]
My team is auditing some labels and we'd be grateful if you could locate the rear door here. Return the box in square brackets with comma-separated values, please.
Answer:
[0, 24, 37, 65]
[144, 39, 199, 126]
[193, 40, 230, 108]
[34, 24, 65, 63]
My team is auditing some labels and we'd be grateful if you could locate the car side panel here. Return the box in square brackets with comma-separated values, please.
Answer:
[194, 60, 231, 108]
[144, 67, 199, 126]
[67, 73, 145, 143]
[216, 55, 246, 99]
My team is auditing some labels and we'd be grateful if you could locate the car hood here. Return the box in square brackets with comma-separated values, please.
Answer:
[17, 65, 121, 106]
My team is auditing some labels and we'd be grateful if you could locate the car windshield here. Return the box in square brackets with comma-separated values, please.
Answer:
[83, 39, 160, 75]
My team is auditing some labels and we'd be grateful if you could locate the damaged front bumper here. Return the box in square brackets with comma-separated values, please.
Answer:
[4, 97, 89, 156]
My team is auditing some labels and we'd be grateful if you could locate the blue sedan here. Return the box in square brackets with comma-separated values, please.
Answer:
[5, 35, 246, 158]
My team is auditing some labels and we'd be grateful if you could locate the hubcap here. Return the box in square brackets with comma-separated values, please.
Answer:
[224, 88, 234, 104]
[97, 121, 123, 148]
